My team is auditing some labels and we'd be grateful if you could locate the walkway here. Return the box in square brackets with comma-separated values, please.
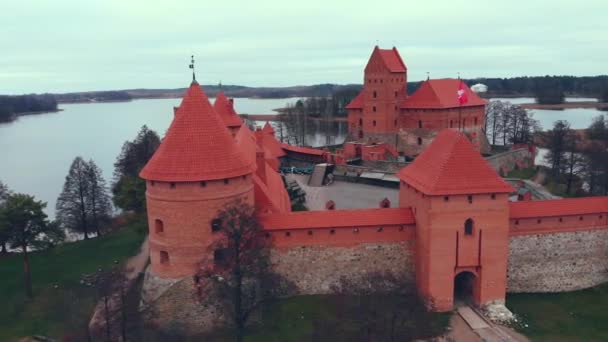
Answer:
[455, 306, 528, 342]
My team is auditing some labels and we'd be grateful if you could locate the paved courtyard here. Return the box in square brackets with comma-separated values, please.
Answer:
[287, 174, 399, 211]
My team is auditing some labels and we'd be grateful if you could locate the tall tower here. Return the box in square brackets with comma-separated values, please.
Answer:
[140, 81, 255, 278]
[398, 129, 513, 310]
[347, 46, 407, 140]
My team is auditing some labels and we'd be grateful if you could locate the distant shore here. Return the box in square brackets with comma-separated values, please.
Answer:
[520, 101, 608, 110]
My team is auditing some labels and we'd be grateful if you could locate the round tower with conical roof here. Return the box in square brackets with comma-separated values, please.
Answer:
[140, 81, 256, 278]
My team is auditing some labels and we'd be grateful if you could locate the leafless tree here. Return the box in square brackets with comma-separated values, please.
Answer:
[196, 199, 295, 342]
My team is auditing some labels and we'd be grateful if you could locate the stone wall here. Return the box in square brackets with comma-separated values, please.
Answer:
[271, 241, 415, 294]
[507, 230, 608, 292]
[486, 148, 534, 176]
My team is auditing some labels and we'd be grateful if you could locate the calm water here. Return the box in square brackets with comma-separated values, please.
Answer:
[0, 97, 602, 217]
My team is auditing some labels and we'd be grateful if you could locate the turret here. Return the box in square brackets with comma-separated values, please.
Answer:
[140, 81, 255, 278]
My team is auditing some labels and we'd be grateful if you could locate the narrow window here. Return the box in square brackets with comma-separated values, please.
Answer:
[394, 91, 398, 98]
[559, 217, 563, 222]
[417, 137, 422, 145]
[160, 251, 169, 264]
[579, 216, 583, 221]
[200, 181, 206, 187]
[464, 218, 473, 236]
[418, 120, 422, 128]
[474, 117, 478, 125]
[450, 120, 453, 128]
[491, 193, 496, 200]
[444, 196, 449, 202]
[373, 91, 377, 98]
[170, 182, 176, 188]
[285, 231, 291, 237]
[515, 220, 519, 225]
[359, 118, 363, 126]
[468, 195, 473, 204]
[308, 230, 313, 236]
[377, 227, 383, 232]
[150, 181, 155, 186]
[211, 219, 222, 232]
[330, 229, 336, 235]
[373, 120, 377, 127]
[373, 106, 376, 112]
[537, 219, 542, 224]
[242, 175, 247, 180]
[224, 179, 229, 185]
[394, 119, 397, 127]
[155, 219, 164, 234]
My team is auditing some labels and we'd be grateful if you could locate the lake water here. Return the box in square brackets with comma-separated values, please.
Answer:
[0, 97, 603, 217]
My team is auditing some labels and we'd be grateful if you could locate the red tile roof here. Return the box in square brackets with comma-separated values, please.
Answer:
[345, 91, 364, 109]
[259, 207, 415, 230]
[510, 197, 608, 219]
[213, 91, 243, 128]
[262, 122, 275, 134]
[398, 129, 514, 195]
[376, 46, 407, 73]
[280, 143, 325, 156]
[401, 79, 487, 109]
[140, 82, 255, 181]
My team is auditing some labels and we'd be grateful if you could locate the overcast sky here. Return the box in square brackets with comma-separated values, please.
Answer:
[2, 0, 607, 94]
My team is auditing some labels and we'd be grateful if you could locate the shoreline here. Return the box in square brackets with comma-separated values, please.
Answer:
[520, 101, 608, 110]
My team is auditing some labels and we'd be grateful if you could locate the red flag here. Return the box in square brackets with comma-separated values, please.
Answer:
[457, 80, 468, 105]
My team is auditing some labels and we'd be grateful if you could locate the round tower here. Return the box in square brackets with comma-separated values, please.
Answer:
[140, 81, 255, 279]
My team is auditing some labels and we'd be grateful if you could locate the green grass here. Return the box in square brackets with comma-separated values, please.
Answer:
[194, 295, 449, 342]
[507, 283, 608, 341]
[0, 219, 146, 341]
[506, 167, 537, 179]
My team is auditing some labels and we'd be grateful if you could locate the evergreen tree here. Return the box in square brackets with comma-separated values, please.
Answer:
[1, 193, 62, 298]
[86, 159, 112, 236]
[56, 157, 91, 239]
[112, 125, 160, 212]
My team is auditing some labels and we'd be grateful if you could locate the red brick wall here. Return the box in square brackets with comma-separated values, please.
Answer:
[146, 175, 254, 278]
[509, 213, 608, 236]
[400, 183, 510, 311]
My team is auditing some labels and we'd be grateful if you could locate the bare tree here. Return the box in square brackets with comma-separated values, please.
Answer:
[197, 199, 294, 342]
[545, 120, 572, 177]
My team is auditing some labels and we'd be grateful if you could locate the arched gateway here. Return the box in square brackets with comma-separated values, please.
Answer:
[398, 129, 514, 311]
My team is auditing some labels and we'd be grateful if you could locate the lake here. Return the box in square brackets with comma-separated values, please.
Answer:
[0, 97, 603, 217]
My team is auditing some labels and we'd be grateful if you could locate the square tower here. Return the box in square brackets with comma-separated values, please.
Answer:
[398, 129, 513, 311]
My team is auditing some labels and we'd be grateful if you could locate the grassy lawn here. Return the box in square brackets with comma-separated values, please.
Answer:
[506, 167, 537, 179]
[0, 219, 146, 342]
[507, 283, 608, 341]
[194, 295, 450, 342]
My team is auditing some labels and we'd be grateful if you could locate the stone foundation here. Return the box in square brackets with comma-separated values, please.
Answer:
[507, 230, 608, 292]
[271, 241, 415, 293]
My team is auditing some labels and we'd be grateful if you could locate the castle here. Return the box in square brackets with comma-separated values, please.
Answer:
[139, 47, 608, 312]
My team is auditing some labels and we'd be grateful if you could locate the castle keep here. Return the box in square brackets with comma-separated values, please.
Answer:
[140, 48, 608, 312]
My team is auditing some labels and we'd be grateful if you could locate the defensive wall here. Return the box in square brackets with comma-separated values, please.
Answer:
[507, 198, 608, 292]
[486, 147, 535, 176]
[259, 208, 417, 293]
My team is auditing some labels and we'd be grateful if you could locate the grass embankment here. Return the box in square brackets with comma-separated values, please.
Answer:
[0, 219, 146, 341]
[508, 283, 608, 341]
[506, 167, 537, 180]
[199, 295, 450, 341]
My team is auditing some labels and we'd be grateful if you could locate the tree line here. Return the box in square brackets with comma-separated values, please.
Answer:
[544, 115, 608, 196]
[0, 94, 58, 122]
[484, 100, 540, 146]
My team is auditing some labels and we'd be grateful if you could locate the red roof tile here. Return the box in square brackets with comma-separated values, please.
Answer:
[376, 46, 407, 73]
[262, 122, 275, 134]
[213, 91, 243, 128]
[510, 197, 608, 219]
[398, 129, 514, 195]
[401, 79, 487, 109]
[346, 91, 364, 109]
[280, 143, 325, 156]
[259, 207, 415, 230]
[140, 82, 255, 181]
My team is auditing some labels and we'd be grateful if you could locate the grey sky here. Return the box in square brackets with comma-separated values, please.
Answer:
[2, 0, 607, 94]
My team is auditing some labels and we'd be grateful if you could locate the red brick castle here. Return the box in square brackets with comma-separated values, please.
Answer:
[139, 49, 608, 312]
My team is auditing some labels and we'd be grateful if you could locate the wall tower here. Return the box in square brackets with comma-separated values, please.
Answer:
[398, 129, 513, 310]
[140, 81, 256, 278]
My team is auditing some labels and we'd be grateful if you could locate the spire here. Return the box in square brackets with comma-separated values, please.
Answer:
[427, 72, 430, 80]
[189, 55, 196, 83]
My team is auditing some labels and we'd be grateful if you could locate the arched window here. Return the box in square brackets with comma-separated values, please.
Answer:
[359, 118, 363, 126]
[418, 120, 422, 128]
[373, 120, 377, 127]
[464, 218, 474, 236]
[155, 219, 164, 234]
[373, 106, 376, 112]
[417, 137, 422, 145]
[373, 91, 377, 98]
[474, 117, 478, 125]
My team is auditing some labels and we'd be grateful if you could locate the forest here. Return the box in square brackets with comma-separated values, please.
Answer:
[0, 94, 58, 122]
